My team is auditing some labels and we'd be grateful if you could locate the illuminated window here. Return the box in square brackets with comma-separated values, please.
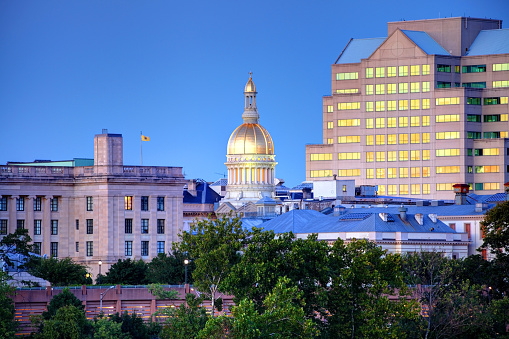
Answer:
[423, 184, 430, 194]
[327, 105, 333, 112]
[410, 99, 420, 110]
[338, 136, 361, 143]
[411, 184, 420, 195]
[366, 152, 374, 162]
[375, 135, 385, 145]
[423, 150, 430, 160]
[376, 168, 386, 178]
[399, 117, 408, 127]
[455, 65, 460, 73]
[377, 185, 386, 195]
[399, 83, 408, 93]
[375, 67, 385, 78]
[375, 101, 385, 111]
[376, 151, 385, 162]
[388, 168, 397, 178]
[310, 170, 333, 177]
[493, 81, 509, 88]
[422, 65, 430, 75]
[436, 131, 460, 139]
[410, 65, 420, 76]
[366, 85, 374, 95]
[399, 100, 408, 110]
[436, 166, 460, 174]
[336, 72, 358, 80]
[493, 63, 509, 71]
[125, 196, 133, 210]
[375, 84, 385, 94]
[337, 169, 361, 177]
[338, 102, 360, 110]
[366, 135, 374, 145]
[327, 138, 333, 144]
[422, 167, 430, 177]
[387, 134, 397, 145]
[327, 121, 334, 129]
[388, 185, 398, 195]
[399, 134, 408, 144]
[422, 115, 430, 125]
[422, 82, 430, 92]
[366, 68, 373, 78]
[422, 133, 430, 144]
[410, 82, 420, 93]
[399, 151, 408, 161]
[366, 102, 374, 112]
[410, 150, 420, 160]
[411, 167, 420, 177]
[475, 165, 499, 173]
[387, 117, 396, 127]
[310, 153, 333, 161]
[387, 84, 397, 94]
[410, 116, 419, 127]
[483, 183, 500, 190]
[366, 118, 374, 129]
[399, 66, 408, 76]
[387, 67, 396, 77]
[436, 114, 460, 123]
[338, 119, 361, 127]
[436, 183, 454, 191]
[336, 88, 360, 94]
[338, 152, 361, 160]
[400, 185, 409, 195]
[388, 151, 397, 162]
[366, 169, 374, 179]
[375, 118, 385, 128]
[436, 97, 460, 105]
[387, 101, 397, 111]
[410, 133, 420, 144]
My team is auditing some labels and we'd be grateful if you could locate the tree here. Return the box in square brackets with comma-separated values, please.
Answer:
[0, 271, 17, 337]
[176, 215, 250, 317]
[480, 200, 509, 256]
[42, 287, 84, 320]
[99, 258, 148, 285]
[33, 305, 90, 339]
[158, 294, 209, 339]
[198, 277, 318, 338]
[147, 250, 195, 284]
[0, 228, 33, 270]
[108, 311, 150, 339]
[93, 316, 130, 339]
[25, 257, 91, 286]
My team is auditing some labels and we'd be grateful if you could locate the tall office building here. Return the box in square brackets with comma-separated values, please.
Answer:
[306, 17, 509, 199]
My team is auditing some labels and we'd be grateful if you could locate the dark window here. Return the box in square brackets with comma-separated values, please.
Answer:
[437, 64, 451, 72]
[86, 197, 93, 211]
[467, 115, 481, 122]
[0, 197, 6, 211]
[484, 115, 501, 122]
[467, 148, 473, 156]
[34, 242, 41, 255]
[449, 223, 456, 230]
[467, 166, 473, 173]
[34, 220, 41, 235]
[125, 219, 133, 234]
[454, 82, 461, 87]
[157, 241, 165, 254]
[50, 242, 58, 257]
[17, 220, 25, 230]
[462, 82, 486, 88]
[50, 198, 58, 212]
[507, 165, 509, 173]
[467, 97, 481, 105]
[86, 219, 93, 234]
[141, 241, 149, 256]
[125, 196, 133, 210]
[125, 241, 132, 256]
[484, 132, 500, 139]
[34, 197, 42, 211]
[141, 219, 149, 234]
[474, 149, 483, 156]
[76, 242, 79, 252]
[0, 220, 7, 234]
[437, 81, 451, 88]
[465, 223, 471, 239]
[462, 64, 486, 73]
[86, 241, 93, 256]
[467, 131, 481, 139]
[484, 97, 501, 105]
[157, 197, 164, 211]
[157, 219, 165, 234]
[51, 220, 58, 235]
[76, 219, 79, 230]
[141, 196, 149, 211]
[16, 197, 24, 211]
[475, 183, 483, 191]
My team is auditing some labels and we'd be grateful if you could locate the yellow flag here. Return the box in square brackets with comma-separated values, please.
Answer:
[141, 135, 150, 141]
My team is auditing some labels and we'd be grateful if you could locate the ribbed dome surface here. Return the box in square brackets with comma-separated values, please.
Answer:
[227, 123, 274, 155]
[244, 77, 256, 93]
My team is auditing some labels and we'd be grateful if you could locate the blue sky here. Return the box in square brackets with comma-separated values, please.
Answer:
[1, 0, 508, 187]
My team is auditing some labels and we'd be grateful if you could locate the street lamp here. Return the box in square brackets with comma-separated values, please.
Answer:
[100, 286, 115, 314]
[184, 259, 189, 285]
[98, 261, 102, 285]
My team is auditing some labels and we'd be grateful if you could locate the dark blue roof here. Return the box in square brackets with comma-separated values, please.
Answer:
[401, 30, 450, 55]
[183, 182, 221, 204]
[291, 182, 313, 190]
[335, 38, 385, 64]
[485, 193, 506, 202]
[466, 29, 509, 56]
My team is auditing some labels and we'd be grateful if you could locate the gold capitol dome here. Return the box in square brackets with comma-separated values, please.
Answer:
[227, 73, 274, 155]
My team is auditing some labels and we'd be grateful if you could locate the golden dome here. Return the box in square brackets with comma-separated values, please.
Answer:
[227, 123, 274, 155]
[244, 72, 256, 93]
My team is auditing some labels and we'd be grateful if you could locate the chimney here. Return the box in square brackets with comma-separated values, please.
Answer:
[188, 179, 197, 197]
[398, 205, 407, 221]
[94, 130, 123, 169]
[415, 213, 424, 225]
[302, 187, 312, 199]
[453, 184, 470, 205]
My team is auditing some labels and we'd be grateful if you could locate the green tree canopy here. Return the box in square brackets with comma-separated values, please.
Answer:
[0, 271, 17, 337]
[33, 305, 90, 339]
[25, 257, 91, 286]
[42, 287, 84, 320]
[99, 259, 148, 285]
[147, 250, 195, 284]
[480, 200, 509, 256]
[0, 228, 33, 269]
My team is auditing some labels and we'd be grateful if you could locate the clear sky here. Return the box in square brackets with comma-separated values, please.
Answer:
[1, 0, 508, 188]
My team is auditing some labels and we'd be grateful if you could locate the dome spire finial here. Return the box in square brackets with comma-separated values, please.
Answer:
[243, 72, 259, 123]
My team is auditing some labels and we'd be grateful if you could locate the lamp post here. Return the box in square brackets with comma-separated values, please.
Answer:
[100, 286, 115, 314]
[98, 261, 102, 285]
[184, 259, 189, 285]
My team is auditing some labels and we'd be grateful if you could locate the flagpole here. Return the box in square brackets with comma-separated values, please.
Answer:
[140, 131, 143, 166]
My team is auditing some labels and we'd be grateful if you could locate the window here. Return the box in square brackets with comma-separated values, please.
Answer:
[422, 133, 430, 144]
[436, 166, 460, 174]
[411, 167, 421, 177]
[141, 241, 149, 256]
[387, 84, 397, 94]
[410, 82, 420, 93]
[387, 117, 396, 127]
[410, 133, 420, 144]
[338, 119, 360, 127]
[327, 121, 333, 129]
[337, 169, 360, 177]
[34, 197, 41, 211]
[398, 100, 408, 110]
[157, 241, 165, 254]
[51, 220, 58, 235]
[466, 97, 481, 105]
[366, 169, 374, 179]
[436, 149, 460, 157]
[0, 197, 6, 211]
[484, 114, 508, 122]
[327, 105, 333, 112]
[399, 66, 408, 76]
[387, 66, 396, 77]
[422, 115, 430, 126]
[387, 151, 397, 162]
[338, 153, 361, 160]
[484, 97, 508, 105]
[387, 101, 397, 111]
[86, 219, 93, 234]
[375, 67, 385, 78]
[388, 185, 398, 196]
[50, 242, 58, 257]
[16, 197, 24, 211]
[423, 150, 430, 160]
[399, 168, 409, 178]
[125, 241, 133, 256]
[141, 196, 149, 211]
[388, 168, 397, 178]
[410, 65, 420, 76]
[310, 153, 332, 161]
[336, 72, 358, 80]
[76, 219, 79, 230]
[86, 241, 93, 257]
[436, 132, 460, 140]
[327, 138, 333, 144]
[399, 151, 408, 161]
[398, 83, 408, 93]
[462, 64, 486, 73]
[455, 66, 460, 73]
[437, 81, 451, 88]
[125, 219, 133, 233]
[493, 63, 509, 71]
[436, 97, 460, 105]
[467, 115, 481, 122]
[366, 152, 374, 162]
[50, 198, 58, 212]
[475, 166, 499, 173]
[366, 135, 374, 146]
[410, 150, 420, 160]
[375, 101, 385, 111]
[34, 242, 41, 255]
[436, 114, 460, 123]
[141, 219, 149, 234]
[365, 85, 373, 95]
[423, 184, 430, 194]
[376, 168, 385, 178]
[17, 219, 24, 230]
[338, 102, 360, 110]
[34, 220, 41, 235]
[76, 242, 79, 252]
[467, 131, 482, 139]
[410, 99, 420, 110]
[399, 134, 408, 144]
[422, 82, 430, 92]
[365, 68, 373, 78]
[399, 185, 409, 195]
[375, 84, 385, 94]
[125, 196, 133, 210]
[411, 184, 420, 195]
[462, 82, 486, 88]
[437, 64, 451, 72]
[365, 119, 373, 129]
[86, 197, 93, 211]
[436, 183, 454, 191]
[365, 102, 373, 112]
[311, 170, 334, 177]
[376, 151, 385, 162]
[0, 220, 6, 235]
[376, 135, 385, 145]
[484, 132, 506, 139]
[337, 136, 360, 143]
[157, 219, 165, 234]
[422, 64, 430, 75]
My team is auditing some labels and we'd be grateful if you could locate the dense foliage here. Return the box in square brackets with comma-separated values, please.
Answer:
[26, 257, 92, 286]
